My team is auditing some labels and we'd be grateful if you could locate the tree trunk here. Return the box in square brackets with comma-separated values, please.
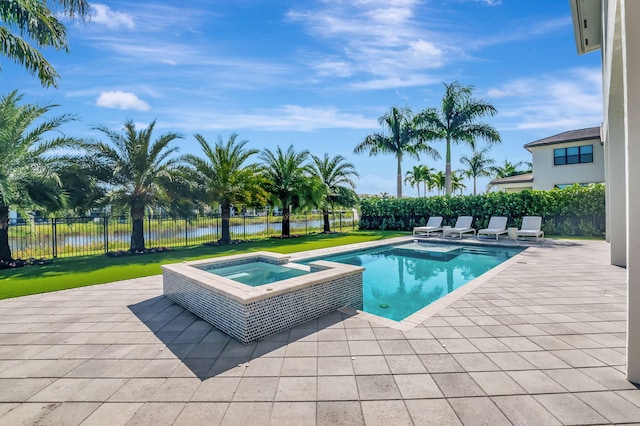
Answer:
[396, 154, 403, 199]
[323, 209, 331, 233]
[130, 205, 146, 252]
[0, 205, 12, 261]
[282, 205, 291, 237]
[220, 203, 232, 244]
[473, 177, 477, 196]
[445, 139, 452, 195]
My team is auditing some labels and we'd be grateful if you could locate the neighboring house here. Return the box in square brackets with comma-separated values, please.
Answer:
[490, 126, 604, 191]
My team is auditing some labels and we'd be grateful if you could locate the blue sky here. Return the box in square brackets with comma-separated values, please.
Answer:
[5, 0, 602, 196]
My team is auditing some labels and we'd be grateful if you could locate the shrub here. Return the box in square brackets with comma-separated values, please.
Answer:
[358, 184, 605, 237]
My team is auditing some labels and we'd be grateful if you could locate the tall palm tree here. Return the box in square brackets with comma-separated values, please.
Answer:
[260, 145, 322, 237]
[1, 0, 90, 87]
[185, 133, 267, 244]
[354, 106, 439, 199]
[85, 119, 185, 252]
[416, 81, 501, 195]
[311, 153, 359, 233]
[0, 91, 79, 261]
[460, 147, 497, 195]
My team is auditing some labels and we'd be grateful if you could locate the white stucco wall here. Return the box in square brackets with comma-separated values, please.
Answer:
[530, 138, 605, 190]
[492, 182, 533, 193]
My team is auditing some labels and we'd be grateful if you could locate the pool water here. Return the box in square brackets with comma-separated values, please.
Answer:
[303, 242, 522, 321]
[199, 261, 309, 287]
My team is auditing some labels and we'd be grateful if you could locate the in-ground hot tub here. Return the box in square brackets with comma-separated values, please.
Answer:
[162, 251, 364, 344]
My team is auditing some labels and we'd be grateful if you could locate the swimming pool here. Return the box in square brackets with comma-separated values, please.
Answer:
[197, 261, 310, 287]
[300, 242, 522, 321]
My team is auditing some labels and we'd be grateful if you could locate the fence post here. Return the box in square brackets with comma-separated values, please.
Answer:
[340, 211, 343, 231]
[51, 217, 57, 258]
[104, 216, 109, 254]
[216, 215, 219, 241]
[305, 212, 308, 235]
[185, 218, 188, 247]
[266, 211, 270, 237]
[243, 214, 246, 240]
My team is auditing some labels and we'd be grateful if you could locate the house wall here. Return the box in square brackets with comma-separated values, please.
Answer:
[530, 138, 605, 190]
[492, 183, 533, 193]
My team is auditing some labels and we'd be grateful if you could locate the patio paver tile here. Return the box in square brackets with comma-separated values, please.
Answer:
[124, 402, 185, 426]
[317, 375, 359, 400]
[534, 393, 608, 425]
[232, 377, 279, 402]
[317, 356, 354, 376]
[394, 374, 443, 399]
[355, 375, 402, 400]
[172, 402, 228, 426]
[385, 354, 427, 374]
[468, 371, 525, 396]
[360, 400, 412, 426]
[317, 401, 364, 426]
[190, 377, 240, 402]
[492, 395, 561, 425]
[79, 402, 143, 426]
[269, 401, 316, 425]
[431, 373, 485, 397]
[405, 399, 462, 425]
[221, 402, 271, 425]
[576, 390, 640, 423]
[448, 397, 511, 426]
[275, 376, 317, 401]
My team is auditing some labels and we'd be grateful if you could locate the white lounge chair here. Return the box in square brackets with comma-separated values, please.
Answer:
[477, 216, 508, 240]
[412, 216, 443, 237]
[517, 216, 544, 242]
[445, 216, 476, 238]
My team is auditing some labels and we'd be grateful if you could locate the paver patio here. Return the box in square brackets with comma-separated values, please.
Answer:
[0, 238, 636, 425]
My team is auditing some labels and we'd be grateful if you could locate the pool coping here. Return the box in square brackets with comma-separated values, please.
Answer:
[290, 235, 530, 332]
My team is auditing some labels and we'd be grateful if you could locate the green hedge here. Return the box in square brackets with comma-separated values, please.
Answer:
[359, 184, 605, 237]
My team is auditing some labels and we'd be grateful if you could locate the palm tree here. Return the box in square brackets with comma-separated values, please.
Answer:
[260, 145, 322, 237]
[185, 133, 267, 244]
[0, 91, 79, 261]
[354, 106, 439, 199]
[416, 81, 501, 195]
[404, 165, 423, 197]
[460, 147, 497, 195]
[451, 171, 467, 195]
[1, 0, 90, 87]
[311, 153, 359, 233]
[85, 119, 185, 252]
[493, 159, 527, 178]
[432, 171, 446, 196]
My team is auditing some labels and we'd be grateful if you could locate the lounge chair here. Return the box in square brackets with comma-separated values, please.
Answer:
[477, 216, 508, 241]
[412, 216, 443, 237]
[516, 216, 544, 242]
[445, 216, 476, 238]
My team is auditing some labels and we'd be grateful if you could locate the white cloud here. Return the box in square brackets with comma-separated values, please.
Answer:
[96, 91, 151, 111]
[287, 1, 449, 90]
[486, 68, 603, 131]
[91, 4, 135, 30]
[159, 105, 377, 132]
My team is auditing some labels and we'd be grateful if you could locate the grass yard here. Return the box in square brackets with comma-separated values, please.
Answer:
[0, 230, 408, 300]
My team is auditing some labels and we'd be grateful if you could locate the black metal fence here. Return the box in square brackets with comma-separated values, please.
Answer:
[8, 211, 357, 259]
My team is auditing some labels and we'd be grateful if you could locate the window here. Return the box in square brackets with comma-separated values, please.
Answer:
[554, 183, 592, 189]
[554, 144, 593, 165]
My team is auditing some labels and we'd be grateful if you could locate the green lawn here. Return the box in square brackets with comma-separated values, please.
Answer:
[0, 230, 408, 300]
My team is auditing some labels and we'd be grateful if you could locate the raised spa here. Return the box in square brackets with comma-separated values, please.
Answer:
[162, 252, 363, 344]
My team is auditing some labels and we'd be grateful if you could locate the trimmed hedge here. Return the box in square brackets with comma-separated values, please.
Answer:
[359, 184, 605, 237]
